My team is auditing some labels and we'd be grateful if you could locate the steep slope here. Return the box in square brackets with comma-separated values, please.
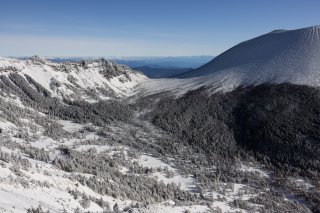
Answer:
[0, 56, 147, 102]
[142, 26, 320, 95]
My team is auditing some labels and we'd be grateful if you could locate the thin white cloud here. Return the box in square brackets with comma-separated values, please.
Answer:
[0, 34, 218, 57]
[0, 22, 205, 39]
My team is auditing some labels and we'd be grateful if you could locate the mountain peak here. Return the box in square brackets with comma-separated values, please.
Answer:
[29, 55, 48, 64]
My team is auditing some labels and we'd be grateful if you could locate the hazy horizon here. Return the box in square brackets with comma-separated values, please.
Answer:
[1, 0, 320, 57]
[5, 55, 214, 58]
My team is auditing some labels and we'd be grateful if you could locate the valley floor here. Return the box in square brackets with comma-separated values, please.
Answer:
[0, 83, 318, 213]
[0, 94, 265, 213]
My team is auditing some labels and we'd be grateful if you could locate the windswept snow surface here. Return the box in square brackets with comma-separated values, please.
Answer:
[141, 26, 320, 95]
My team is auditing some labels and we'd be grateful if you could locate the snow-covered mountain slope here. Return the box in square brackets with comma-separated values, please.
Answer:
[180, 25, 320, 82]
[0, 56, 147, 102]
[141, 26, 320, 95]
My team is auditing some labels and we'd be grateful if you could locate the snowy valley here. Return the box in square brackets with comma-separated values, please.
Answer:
[0, 26, 320, 213]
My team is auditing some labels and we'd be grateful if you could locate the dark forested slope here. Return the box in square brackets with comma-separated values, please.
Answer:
[148, 84, 320, 177]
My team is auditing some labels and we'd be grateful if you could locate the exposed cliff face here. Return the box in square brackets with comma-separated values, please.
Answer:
[0, 56, 147, 102]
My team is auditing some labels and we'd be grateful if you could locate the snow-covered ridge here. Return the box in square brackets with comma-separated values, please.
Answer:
[0, 56, 147, 101]
[141, 25, 320, 95]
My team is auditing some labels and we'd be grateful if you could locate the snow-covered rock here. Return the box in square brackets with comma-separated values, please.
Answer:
[0, 56, 147, 101]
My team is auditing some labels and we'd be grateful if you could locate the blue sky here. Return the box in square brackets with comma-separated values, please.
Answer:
[1, 0, 320, 57]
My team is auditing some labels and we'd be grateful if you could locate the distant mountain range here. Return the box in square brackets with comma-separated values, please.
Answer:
[114, 56, 213, 78]
[113, 56, 213, 69]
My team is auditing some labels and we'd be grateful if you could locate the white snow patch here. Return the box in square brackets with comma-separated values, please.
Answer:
[75, 145, 112, 153]
[136, 155, 197, 192]
[137, 155, 175, 171]
[133, 203, 209, 213]
[239, 164, 269, 178]
[57, 120, 85, 132]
